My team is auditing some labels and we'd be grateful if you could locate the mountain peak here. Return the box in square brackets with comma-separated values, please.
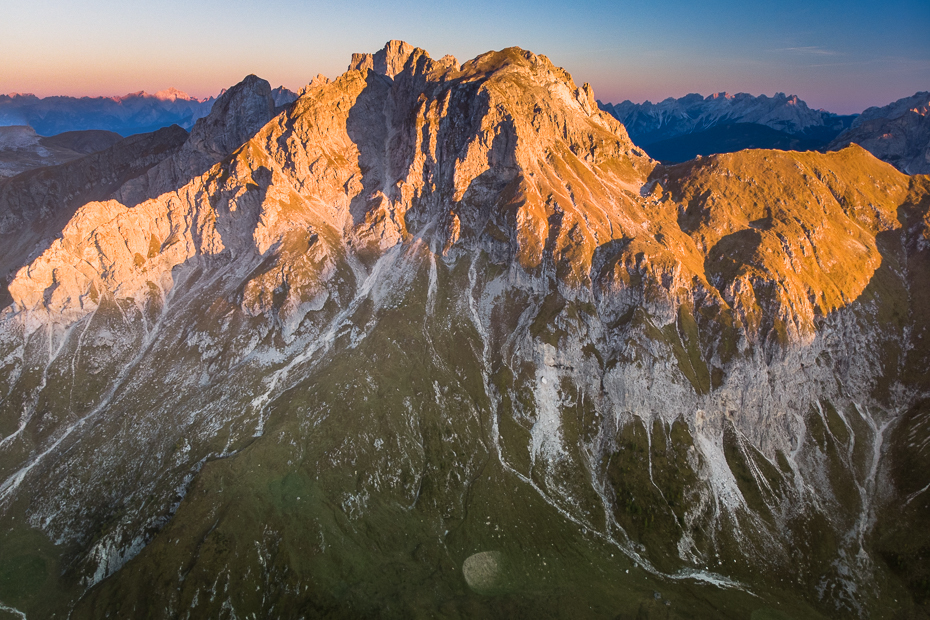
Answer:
[829, 90, 930, 174]
[114, 88, 202, 103]
[300, 74, 331, 94]
[9, 43, 651, 319]
[108, 74, 275, 208]
[152, 87, 196, 102]
[186, 74, 273, 159]
[115, 90, 148, 101]
[348, 39, 424, 79]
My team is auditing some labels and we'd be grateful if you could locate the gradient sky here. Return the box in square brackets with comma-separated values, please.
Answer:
[1, 0, 928, 114]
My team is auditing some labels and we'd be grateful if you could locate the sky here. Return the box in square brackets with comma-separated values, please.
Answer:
[1, 0, 928, 114]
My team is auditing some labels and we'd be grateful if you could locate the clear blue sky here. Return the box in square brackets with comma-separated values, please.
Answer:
[1, 0, 928, 114]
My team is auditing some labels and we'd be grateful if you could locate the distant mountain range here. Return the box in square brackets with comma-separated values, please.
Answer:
[0, 86, 298, 138]
[0, 86, 299, 178]
[3, 84, 924, 176]
[598, 92, 855, 147]
[0, 89, 214, 137]
[599, 91, 928, 173]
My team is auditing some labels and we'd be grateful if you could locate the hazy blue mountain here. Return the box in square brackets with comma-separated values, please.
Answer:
[640, 122, 829, 162]
[0, 89, 216, 137]
[598, 92, 855, 147]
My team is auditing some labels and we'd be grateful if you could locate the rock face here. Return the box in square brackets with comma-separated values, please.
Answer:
[0, 90, 215, 136]
[0, 125, 188, 306]
[600, 92, 854, 147]
[112, 75, 276, 207]
[185, 75, 275, 161]
[829, 91, 930, 175]
[0, 42, 928, 620]
[349, 39, 420, 78]
[0, 125, 122, 178]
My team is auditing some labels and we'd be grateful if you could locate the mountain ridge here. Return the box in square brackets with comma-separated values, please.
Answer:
[829, 91, 930, 175]
[0, 85, 298, 138]
[0, 125, 123, 178]
[598, 91, 855, 146]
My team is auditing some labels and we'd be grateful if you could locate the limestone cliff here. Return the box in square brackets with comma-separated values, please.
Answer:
[0, 125, 188, 307]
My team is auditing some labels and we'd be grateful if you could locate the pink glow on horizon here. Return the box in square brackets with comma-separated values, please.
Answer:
[4, 72, 915, 118]
[3, 38, 926, 117]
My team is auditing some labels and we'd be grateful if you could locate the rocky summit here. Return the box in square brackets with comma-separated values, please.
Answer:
[0, 41, 928, 619]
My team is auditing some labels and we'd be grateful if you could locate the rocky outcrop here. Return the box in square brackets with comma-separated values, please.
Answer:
[829, 91, 930, 174]
[349, 39, 419, 78]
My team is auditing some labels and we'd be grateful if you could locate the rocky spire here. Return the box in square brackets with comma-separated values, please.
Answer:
[348, 40, 419, 78]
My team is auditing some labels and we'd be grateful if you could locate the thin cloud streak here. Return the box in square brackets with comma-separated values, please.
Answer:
[771, 46, 841, 56]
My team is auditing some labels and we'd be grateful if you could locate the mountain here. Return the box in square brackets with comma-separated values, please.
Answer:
[0, 126, 188, 308]
[599, 92, 855, 148]
[635, 122, 829, 164]
[0, 90, 216, 137]
[110, 74, 276, 208]
[0, 125, 122, 178]
[34, 128, 124, 154]
[0, 73, 278, 312]
[829, 91, 930, 175]
[601, 92, 930, 175]
[0, 41, 929, 619]
[271, 86, 299, 109]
